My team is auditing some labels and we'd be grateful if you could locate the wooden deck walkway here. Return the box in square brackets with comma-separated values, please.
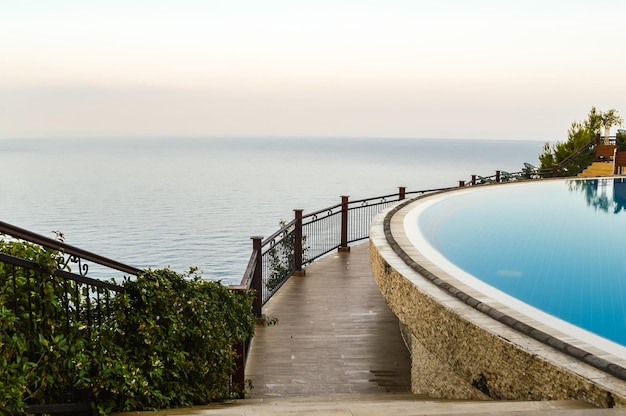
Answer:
[244, 242, 412, 398]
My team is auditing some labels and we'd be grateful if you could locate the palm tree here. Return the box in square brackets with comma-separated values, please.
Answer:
[601, 109, 623, 145]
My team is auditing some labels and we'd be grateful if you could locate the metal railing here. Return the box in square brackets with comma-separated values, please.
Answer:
[0, 221, 140, 414]
[236, 186, 460, 316]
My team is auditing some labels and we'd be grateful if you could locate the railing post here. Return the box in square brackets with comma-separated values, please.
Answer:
[233, 339, 246, 397]
[293, 209, 305, 276]
[339, 196, 350, 252]
[495, 170, 501, 183]
[399, 186, 406, 200]
[229, 284, 248, 398]
[471, 175, 477, 185]
[459, 180, 465, 187]
[251, 236, 263, 318]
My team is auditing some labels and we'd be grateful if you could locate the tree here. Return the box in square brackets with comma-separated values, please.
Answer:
[601, 108, 623, 144]
[538, 106, 601, 176]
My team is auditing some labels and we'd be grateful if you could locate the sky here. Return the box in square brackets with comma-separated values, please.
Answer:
[2, 0, 626, 141]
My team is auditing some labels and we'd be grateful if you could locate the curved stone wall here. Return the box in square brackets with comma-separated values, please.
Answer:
[369, 193, 626, 408]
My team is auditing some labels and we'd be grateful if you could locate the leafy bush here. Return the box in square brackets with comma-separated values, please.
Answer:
[266, 225, 297, 292]
[0, 237, 255, 415]
[0, 238, 79, 414]
[266, 220, 308, 293]
[91, 268, 255, 413]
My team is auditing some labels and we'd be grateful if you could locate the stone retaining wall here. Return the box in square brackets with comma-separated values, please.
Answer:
[370, 231, 626, 408]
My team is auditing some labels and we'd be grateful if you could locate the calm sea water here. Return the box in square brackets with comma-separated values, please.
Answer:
[0, 137, 542, 285]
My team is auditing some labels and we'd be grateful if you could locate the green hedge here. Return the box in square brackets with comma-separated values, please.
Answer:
[0, 238, 255, 415]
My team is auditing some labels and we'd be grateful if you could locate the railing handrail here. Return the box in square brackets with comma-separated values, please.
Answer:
[300, 188, 451, 222]
[0, 220, 141, 276]
[405, 186, 455, 195]
[303, 203, 342, 219]
[261, 218, 298, 248]
[0, 251, 125, 292]
[238, 249, 257, 290]
[347, 192, 399, 206]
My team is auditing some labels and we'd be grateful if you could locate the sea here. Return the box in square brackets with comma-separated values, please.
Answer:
[0, 137, 543, 285]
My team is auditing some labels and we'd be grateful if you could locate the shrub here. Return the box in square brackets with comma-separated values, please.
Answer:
[0, 238, 78, 414]
[0, 237, 255, 415]
[91, 268, 255, 413]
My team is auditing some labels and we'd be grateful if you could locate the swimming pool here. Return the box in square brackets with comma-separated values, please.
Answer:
[406, 178, 626, 350]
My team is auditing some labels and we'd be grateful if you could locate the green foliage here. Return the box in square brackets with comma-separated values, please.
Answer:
[266, 230, 296, 292]
[0, 237, 77, 415]
[0, 301, 33, 414]
[0, 236, 255, 415]
[538, 106, 601, 176]
[601, 109, 624, 144]
[617, 129, 626, 151]
[91, 268, 255, 412]
[266, 221, 308, 292]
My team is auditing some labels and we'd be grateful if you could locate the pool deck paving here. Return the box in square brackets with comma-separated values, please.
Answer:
[115, 243, 626, 415]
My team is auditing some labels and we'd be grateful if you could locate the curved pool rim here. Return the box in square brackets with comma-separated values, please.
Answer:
[382, 179, 626, 381]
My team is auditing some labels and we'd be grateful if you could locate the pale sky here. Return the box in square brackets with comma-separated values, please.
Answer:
[2, 0, 626, 140]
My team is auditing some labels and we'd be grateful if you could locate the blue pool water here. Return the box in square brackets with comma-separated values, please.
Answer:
[418, 178, 626, 347]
